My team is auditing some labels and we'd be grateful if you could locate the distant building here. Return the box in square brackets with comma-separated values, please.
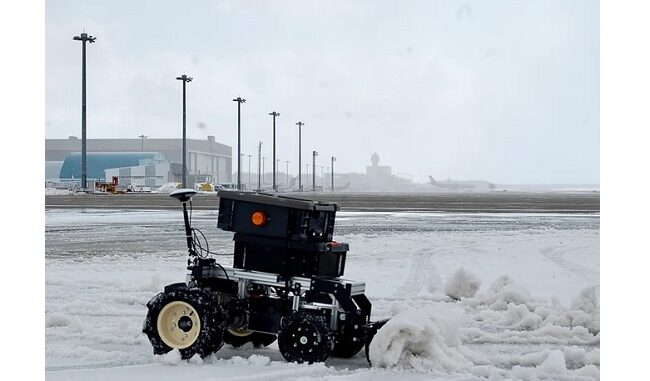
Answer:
[366, 152, 392, 178]
[45, 135, 232, 187]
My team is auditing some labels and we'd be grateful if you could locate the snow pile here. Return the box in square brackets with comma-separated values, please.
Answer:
[45, 312, 72, 328]
[156, 349, 183, 365]
[570, 286, 600, 333]
[45, 188, 74, 195]
[369, 304, 471, 371]
[536, 350, 567, 374]
[155, 182, 181, 194]
[444, 268, 481, 300]
[479, 275, 531, 309]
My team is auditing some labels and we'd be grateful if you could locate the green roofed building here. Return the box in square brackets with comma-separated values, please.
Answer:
[59, 152, 163, 181]
[45, 135, 232, 188]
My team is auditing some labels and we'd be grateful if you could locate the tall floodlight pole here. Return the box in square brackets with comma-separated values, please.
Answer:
[296, 122, 304, 191]
[233, 97, 246, 190]
[269, 112, 280, 191]
[240, 153, 245, 188]
[73, 32, 96, 190]
[247, 154, 252, 190]
[276, 159, 280, 185]
[176, 74, 193, 188]
[257, 142, 262, 191]
[331, 156, 336, 191]
[306, 164, 310, 189]
[312, 151, 318, 191]
[138, 135, 147, 151]
[285, 160, 290, 186]
[262, 156, 266, 186]
[320, 166, 324, 186]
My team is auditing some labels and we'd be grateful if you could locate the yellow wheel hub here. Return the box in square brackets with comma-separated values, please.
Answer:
[227, 327, 254, 337]
[156, 301, 201, 349]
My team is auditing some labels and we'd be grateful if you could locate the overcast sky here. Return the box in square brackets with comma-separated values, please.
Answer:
[45, 0, 599, 184]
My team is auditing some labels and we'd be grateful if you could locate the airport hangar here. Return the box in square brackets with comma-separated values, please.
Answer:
[45, 135, 232, 189]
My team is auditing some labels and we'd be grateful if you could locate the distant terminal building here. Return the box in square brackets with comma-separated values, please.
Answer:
[45, 135, 232, 188]
[366, 152, 392, 179]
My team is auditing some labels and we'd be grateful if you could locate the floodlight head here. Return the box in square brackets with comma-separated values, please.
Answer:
[169, 189, 198, 203]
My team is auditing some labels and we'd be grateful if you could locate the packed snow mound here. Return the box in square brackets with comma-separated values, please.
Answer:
[478, 275, 530, 310]
[45, 188, 74, 195]
[570, 286, 600, 333]
[156, 349, 182, 365]
[537, 350, 567, 374]
[444, 267, 481, 300]
[45, 312, 72, 328]
[369, 304, 471, 370]
[155, 182, 181, 194]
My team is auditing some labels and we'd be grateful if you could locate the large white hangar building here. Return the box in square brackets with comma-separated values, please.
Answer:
[45, 135, 232, 188]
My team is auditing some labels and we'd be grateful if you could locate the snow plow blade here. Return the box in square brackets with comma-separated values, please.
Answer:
[363, 319, 390, 365]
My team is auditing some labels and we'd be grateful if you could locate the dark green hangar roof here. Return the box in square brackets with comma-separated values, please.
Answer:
[59, 152, 164, 180]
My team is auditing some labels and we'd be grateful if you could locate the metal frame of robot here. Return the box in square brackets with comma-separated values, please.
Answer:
[187, 263, 368, 333]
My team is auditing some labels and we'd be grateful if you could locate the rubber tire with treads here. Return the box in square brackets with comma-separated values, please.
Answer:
[224, 329, 277, 348]
[277, 311, 333, 364]
[143, 286, 226, 359]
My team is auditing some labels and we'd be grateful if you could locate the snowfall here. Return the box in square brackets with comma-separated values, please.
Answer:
[45, 209, 599, 380]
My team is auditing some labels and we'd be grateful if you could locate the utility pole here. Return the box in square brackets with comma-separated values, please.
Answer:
[233, 97, 246, 190]
[176, 74, 193, 188]
[257, 142, 262, 191]
[331, 156, 336, 191]
[262, 156, 266, 186]
[296, 122, 304, 191]
[312, 151, 318, 191]
[138, 135, 147, 151]
[269, 111, 280, 191]
[326, 166, 330, 188]
[285, 160, 290, 186]
[240, 153, 245, 188]
[247, 154, 252, 190]
[73, 31, 96, 190]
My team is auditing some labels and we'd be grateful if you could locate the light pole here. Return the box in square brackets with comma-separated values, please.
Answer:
[269, 111, 280, 191]
[312, 151, 318, 191]
[247, 154, 252, 190]
[138, 134, 147, 151]
[257, 142, 262, 191]
[320, 165, 324, 186]
[73, 31, 96, 190]
[326, 166, 330, 188]
[176, 74, 193, 188]
[276, 159, 280, 185]
[285, 160, 290, 186]
[240, 153, 245, 188]
[262, 156, 266, 186]
[306, 164, 310, 190]
[331, 156, 336, 191]
[233, 97, 246, 190]
[296, 122, 304, 191]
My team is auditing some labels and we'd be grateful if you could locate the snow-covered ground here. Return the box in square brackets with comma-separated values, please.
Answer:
[45, 209, 599, 380]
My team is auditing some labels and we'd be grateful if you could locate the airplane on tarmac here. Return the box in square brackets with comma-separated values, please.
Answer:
[428, 176, 496, 191]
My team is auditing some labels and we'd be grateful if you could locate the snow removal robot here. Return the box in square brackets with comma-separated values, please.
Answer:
[143, 189, 387, 363]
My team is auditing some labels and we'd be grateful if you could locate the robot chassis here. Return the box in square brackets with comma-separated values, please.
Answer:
[143, 189, 387, 364]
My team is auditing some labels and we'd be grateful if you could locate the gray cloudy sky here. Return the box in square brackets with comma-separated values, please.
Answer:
[45, 0, 599, 184]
